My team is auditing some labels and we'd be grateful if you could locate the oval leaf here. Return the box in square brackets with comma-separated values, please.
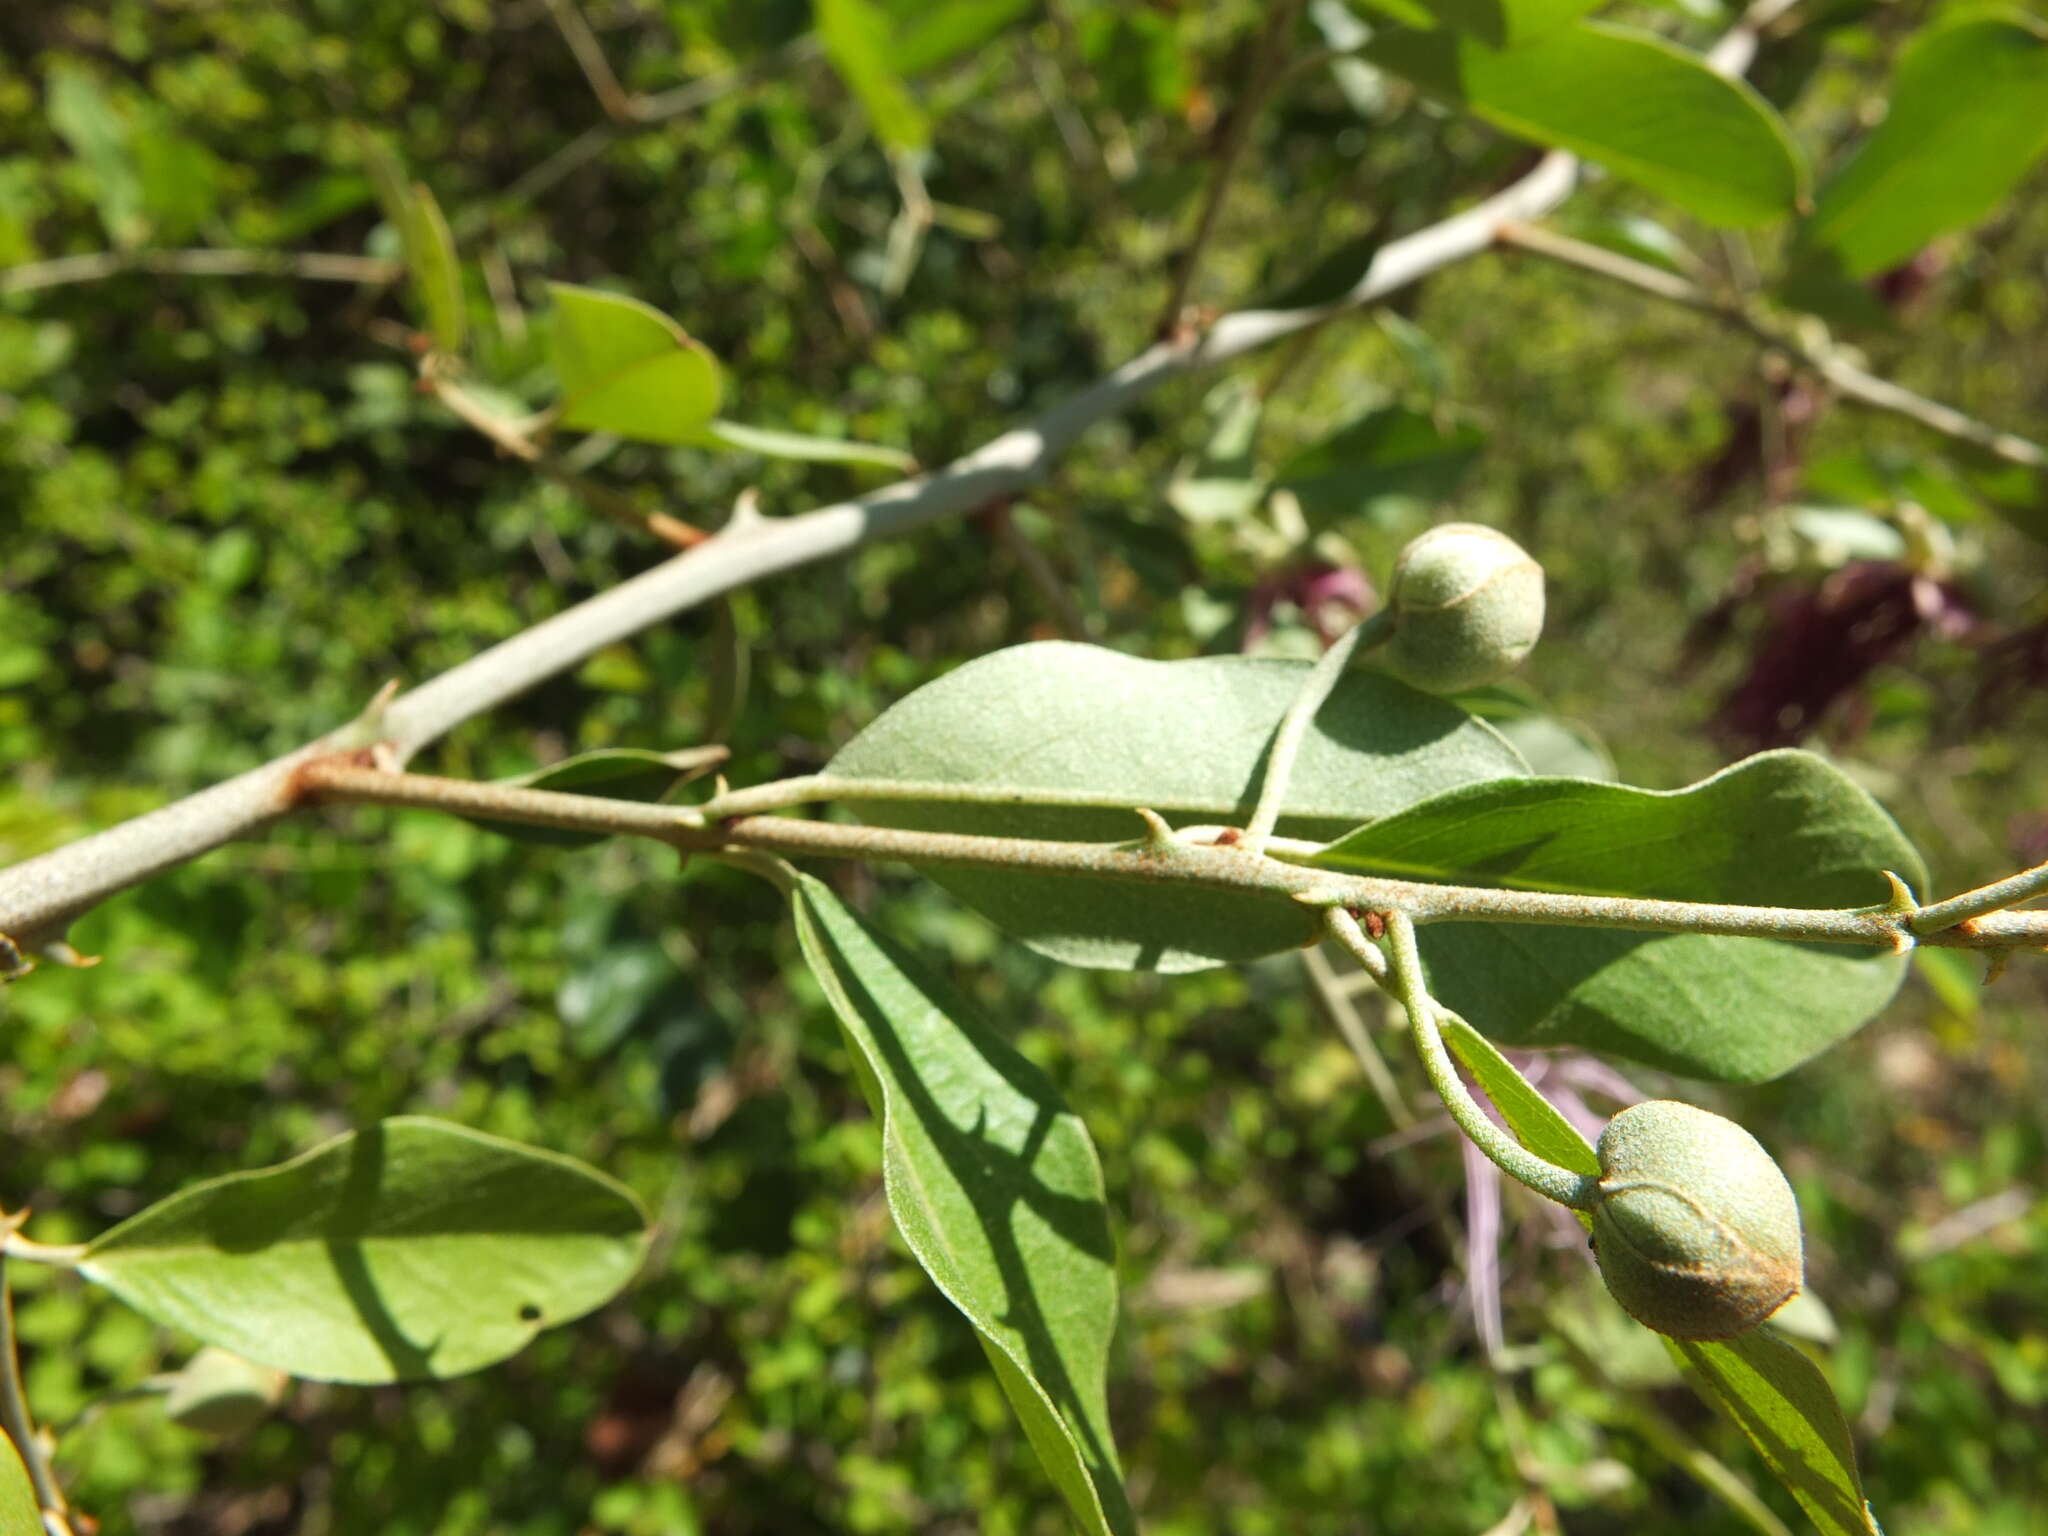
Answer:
[162, 1346, 289, 1437]
[792, 876, 1132, 1536]
[549, 282, 723, 445]
[0, 1430, 36, 1536]
[1796, 13, 2048, 279]
[1366, 21, 1807, 227]
[823, 642, 1528, 971]
[1672, 1331, 1878, 1536]
[80, 1118, 650, 1383]
[409, 181, 465, 355]
[1312, 751, 1927, 1080]
[818, 0, 932, 151]
[1441, 1014, 1601, 1182]
[704, 417, 916, 471]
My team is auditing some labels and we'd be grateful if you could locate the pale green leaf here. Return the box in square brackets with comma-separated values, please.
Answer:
[1312, 752, 1927, 1079]
[47, 64, 146, 248]
[1275, 404, 1483, 526]
[1366, 21, 1807, 227]
[1441, 1014, 1600, 1180]
[703, 417, 916, 471]
[1400, 0, 1607, 48]
[162, 1347, 289, 1437]
[1798, 14, 2048, 279]
[0, 1430, 36, 1536]
[409, 182, 465, 355]
[818, 0, 932, 150]
[1672, 1330, 1879, 1536]
[548, 282, 723, 445]
[80, 1119, 650, 1383]
[824, 642, 1528, 971]
[791, 877, 1132, 1536]
[890, 0, 1037, 75]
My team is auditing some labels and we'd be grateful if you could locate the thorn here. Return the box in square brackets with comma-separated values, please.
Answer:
[1880, 870, 1918, 913]
[728, 487, 765, 531]
[712, 774, 731, 799]
[1984, 949, 2013, 986]
[42, 940, 100, 971]
[1133, 808, 1178, 853]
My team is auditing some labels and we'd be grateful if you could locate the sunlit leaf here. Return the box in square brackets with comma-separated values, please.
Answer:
[80, 1119, 650, 1383]
[409, 182, 465, 355]
[1367, 21, 1807, 227]
[1313, 752, 1926, 1079]
[1796, 13, 2048, 279]
[0, 1430, 36, 1536]
[1276, 404, 1484, 526]
[704, 418, 916, 471]
[161, 1347, 289, 1437]
[1672, 1331, 1879, 1536]
[792, 876, 1132, 1536]
[548, 282, 723, 445]
[818, 0, 932, 150]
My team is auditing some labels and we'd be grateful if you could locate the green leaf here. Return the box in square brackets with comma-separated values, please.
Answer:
[824, 642, 1527, 971]
[1366, 21, 1807, 227]
[79, 1119, 650, 1383]
[161, 1346, 289, 1437]
[1275, 404, 1485, 526]
[703, 417, 916, 471]
[47, 64, 147, 248]
[409, 182, 465, 355]
[0, 1429, 37, 1536]
[469, 748, 713, 848]
[818, 0, 932, 150]
[1450, 687, 1616, 780]
[1795, 13, 2048, 279]
[1441, 1014, 1600, 1181]
[889, 0, 1037, 75]
[790, 876, 1132, 1536]
[1312, 751, 1927, 1079]
[1405, 0, 1607, 49]
[1165, 379, 1266, 525]
[1254, 228, 1385, 312]
[548, 282, 724, 445]
[1672, 1330, 1878, 1536]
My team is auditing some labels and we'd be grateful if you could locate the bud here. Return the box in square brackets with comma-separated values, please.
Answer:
[1377, 523, 1545, 693]
[1589, 1100, 1803, 1341]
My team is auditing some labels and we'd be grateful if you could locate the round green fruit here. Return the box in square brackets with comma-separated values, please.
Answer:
[1377, 522, 1544, 693]
[1589, 1099, 1803, 1341]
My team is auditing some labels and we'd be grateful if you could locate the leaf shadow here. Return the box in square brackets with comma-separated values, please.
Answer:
[805, 909, 1131, 1532]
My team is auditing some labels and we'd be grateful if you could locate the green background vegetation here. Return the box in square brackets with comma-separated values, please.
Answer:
[3, 0, 2046, 1531]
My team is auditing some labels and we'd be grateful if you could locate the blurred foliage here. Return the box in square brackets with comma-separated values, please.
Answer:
[2, 0, 2047, 1532]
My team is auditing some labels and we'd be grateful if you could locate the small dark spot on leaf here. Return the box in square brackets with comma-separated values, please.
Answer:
[519, 1303, 543, 1322]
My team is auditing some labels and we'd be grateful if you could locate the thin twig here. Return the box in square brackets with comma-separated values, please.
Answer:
[1909, 858, 2048, 937]
[1240, 611, 1391, 854]
[1302, 944, 1414, 1128]
[1155, 0, 1308, 336]
[286, 764, 2048, 954]
[1336, 909, 1596, 1209]
[0, 1237, 70, 1528]
[1495, 221, 2048, 471]
[1, 248, 398, 297]
[543, 0, 637, 123]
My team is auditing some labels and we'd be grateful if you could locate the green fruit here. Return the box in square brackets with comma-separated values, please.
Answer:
[1589, 1100, 1803, 1341]
[1377, 523, 1544, 693]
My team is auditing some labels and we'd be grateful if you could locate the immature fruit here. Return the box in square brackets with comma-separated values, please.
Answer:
[1378, 522, 1545, 693]
[1589, 1100, 1803, 1341]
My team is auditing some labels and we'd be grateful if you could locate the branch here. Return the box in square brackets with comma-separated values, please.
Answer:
[1494, 221, 2048, 472]
[0, 248, 398, 297]
[288, 764, 2048, 955]
[0, 150, 1582, 953]
[1154, 0, 1308, 335]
